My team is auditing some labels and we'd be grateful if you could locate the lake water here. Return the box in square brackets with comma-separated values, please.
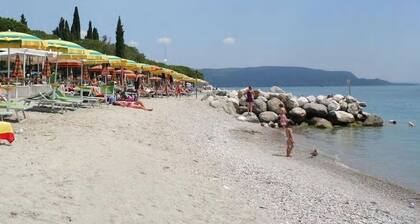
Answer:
[227, 85, 420, 192]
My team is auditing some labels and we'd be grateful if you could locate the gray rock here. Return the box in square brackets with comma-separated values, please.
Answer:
[267, 93, 280, 100]
[227, 90, 237, 98]
[237, 106, 248, 114]
[201, 93, 214, 101]
[241, 112, 260, 123]
[215, 90, 227, 96]
[347, 102, 360, 115]
[222, 101, 237, 115]
[339, 100, 348, 111]
[209, 100, 222, 108]
[267, 98, 284, 114]
[270, 86, 285, 93]
[303, 103, 328, 117]
[239, 97, 247, 106]
[276, 93, 289, 103]
[331, 111, 355, 124]
[345, 95, 357, 103]
[288, 107, 306, 123]
[258, 96, 268, 102]
[333, 94, 344, 102]
[285, 97, 299, 109]
[306, 95, 316, 103]
[327, 100, 340, 112]
[253, 98, 267, 114]
[259, 111, 278, 123]
[309, 117, 333, 129]
[363, 114, 384, 127]
[316, 95, 327, 103]
[297, 97, 309, 107]
[227, 97, 239, 108]
[358, 102, 367, 108]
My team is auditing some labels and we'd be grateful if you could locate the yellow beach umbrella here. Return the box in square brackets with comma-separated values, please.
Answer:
[44, 39, 86, 54]
[0, 31, 46, 80]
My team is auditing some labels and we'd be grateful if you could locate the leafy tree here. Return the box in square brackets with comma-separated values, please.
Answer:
[115, 16, 125, 57]
[70, 6, 81, 40]
[20, 14, 28, 26]
[85, 21, 93, 39]
[92, 27, 99, 40]
[0, 17, 29, 32]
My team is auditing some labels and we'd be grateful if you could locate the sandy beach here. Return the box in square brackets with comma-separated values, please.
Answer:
[1, 96, 418, 223]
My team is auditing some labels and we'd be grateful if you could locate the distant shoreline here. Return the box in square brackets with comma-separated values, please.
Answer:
[218, 83, 419, 88]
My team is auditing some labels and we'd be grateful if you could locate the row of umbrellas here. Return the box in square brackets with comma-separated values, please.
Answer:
[0, 31, 207, 84]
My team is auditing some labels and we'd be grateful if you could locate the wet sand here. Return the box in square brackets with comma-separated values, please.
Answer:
[0, 96, 418, 223]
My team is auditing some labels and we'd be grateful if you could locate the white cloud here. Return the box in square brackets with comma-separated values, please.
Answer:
[157, 37, 172, 45]
[223, 36, 236, 45]
[81, 30, 87, 38]
[128, 40, 138, 47]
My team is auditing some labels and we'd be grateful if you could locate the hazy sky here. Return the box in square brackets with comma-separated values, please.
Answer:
[2, 0, 420, 82]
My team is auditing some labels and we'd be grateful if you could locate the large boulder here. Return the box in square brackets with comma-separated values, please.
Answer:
[253, 98, 267, 114]
[358, 102, 367, 108]
[214, 90, 227, 96]
[309, 117, 333, 129]
[222, 101, 237, 115]
[330, 111, 355, 124]
[345, 95, 357, 103]
[237, 106, 248, 114]
[258, 96, 268, 102]
[327, 100, 340, 112]
[306, 95, 316, 103]
[316, 95, 327, 103]
[227, 97, 239, 108]
[297, 97, 309, 107]
[339, 100, 348, 111]
[285, 97, 299, 110]
[267, 98, 284, 114]
[270, 86, 285, 93]
[239, 97, 247, 106]
[209, 100, 222, 108]
[227, 90, 238, 99]
[347, 102, 360, 115]
[363, 114, 384, 127]
[276, 93, 290, 103]
[240, 112, 260, 123]
[201, 93, 214, 101]
[303, 103, 328, 118]
[288, 107, 306, 124]
[259, 111, 278, 123]
[333, 94, 344, 102]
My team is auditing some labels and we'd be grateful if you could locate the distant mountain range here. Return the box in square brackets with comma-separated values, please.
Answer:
[200, 66, 411, 87]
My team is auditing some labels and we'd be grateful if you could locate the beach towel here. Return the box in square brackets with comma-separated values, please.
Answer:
[0, 122, 14, 143]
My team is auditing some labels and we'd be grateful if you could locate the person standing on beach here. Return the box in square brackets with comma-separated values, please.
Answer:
[245, 86, 254, 114]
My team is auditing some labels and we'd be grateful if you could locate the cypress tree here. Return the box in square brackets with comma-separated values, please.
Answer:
[70, 6, 81, 40]
[86, 21, 93, 39]
[115, 16, 125, 57]
[20, 14, 28, 26]
[64, 20, 71, 41]
[92, 27, 99, 40]
[53, 17, 65, 39]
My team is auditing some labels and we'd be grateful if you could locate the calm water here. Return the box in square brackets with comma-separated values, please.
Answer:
[228, 85, 420, 192]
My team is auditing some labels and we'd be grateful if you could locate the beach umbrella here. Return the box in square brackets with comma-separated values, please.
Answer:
[12, 55, 24, 80]
[44, 39, 85, 54]
[0, 31, 46, 80]
[42, 57, 51, 78]
[57, 60, 82, 68]
[149, 76, 161, 81]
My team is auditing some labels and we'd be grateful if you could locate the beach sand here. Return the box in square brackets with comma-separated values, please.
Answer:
[1, 96, 418, 223]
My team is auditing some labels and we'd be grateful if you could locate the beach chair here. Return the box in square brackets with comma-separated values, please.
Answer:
[36, 92, 76, 113]
[55, 89, 99, 107]
[0, 109, 13, 121]
[0, 100, 33, 122]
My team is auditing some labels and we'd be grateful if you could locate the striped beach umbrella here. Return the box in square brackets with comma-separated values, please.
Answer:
[0, 31, 45, 49]
[44, 39, 85, 54]
[12, 55, 24, 78]
[42, 57, 51, 78]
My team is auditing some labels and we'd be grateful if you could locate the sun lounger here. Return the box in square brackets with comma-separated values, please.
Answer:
[36, 92, 76, 112]
[55, 89, 99, 107]
[0, 100, 33, 122]
[0, 109, 13, 121]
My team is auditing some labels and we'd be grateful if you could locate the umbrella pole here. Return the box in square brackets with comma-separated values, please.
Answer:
[23, 51, 26, 86]
[7, 48, 10, 81]
[80, 62, 83, 100]
[55, 53, 59, 84]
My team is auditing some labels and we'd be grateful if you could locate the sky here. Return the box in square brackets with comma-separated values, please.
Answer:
[1, 0, 420, 82]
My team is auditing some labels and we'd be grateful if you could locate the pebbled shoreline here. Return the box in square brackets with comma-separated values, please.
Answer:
[2, 96, 418, 223]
